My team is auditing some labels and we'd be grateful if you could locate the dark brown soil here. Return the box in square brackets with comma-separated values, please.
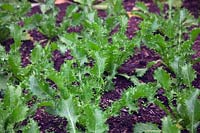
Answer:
[126, 17, 141, 39]
[20, 40, 34, 67]
[183, 0, 200, 18]
[1, 38, 14, 52]
[100, 75, 133, 109]
[107, 103, 166, 133]
[192, 61, 200, 89]
[118, 46, 160, 76]
[56, 3, 70, 24]
[103, 0, 200, 132]
[33, 108, 67, 133]
[123, 0, 136, 12]
[28, 29, 48, 46]
[52, 49, 73, 71]
[27, 5, 42, 16]
[192, 35, 200, 89]
[1, 0, 200, 132]
[123, 0, 160, 13]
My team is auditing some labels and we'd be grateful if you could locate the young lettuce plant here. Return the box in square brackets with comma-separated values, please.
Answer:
[130, 1, 200, 132]
[0, 1, 31, 42]
[36, 0, 66, 39]
[57, 0, 134, 91]
[132, 1, 198, 90]
[105, 83, 158, 117]
[0, 85, 39, 132]
[132, 1, 197, 66]
[23, 0, 135, 131]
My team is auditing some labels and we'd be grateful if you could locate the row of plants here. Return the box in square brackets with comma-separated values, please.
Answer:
[0, 0, 200, 132]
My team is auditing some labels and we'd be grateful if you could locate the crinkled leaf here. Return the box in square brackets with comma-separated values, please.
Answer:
[95, 52, 106, 77]
[9, 24, 23, 46]
[135, 2, 148, 13]
[162, 116, 180, 133]
[66, 4, 79, 18]
[191, 28, 200, 42]
[154, 67, 171, 90]
[29, 76, 47, 99]
[3, 86, 21, 108]
[135, 68, 148, 77]
[47, 70, 65, 89]
[170, 56, 183, 75]
[86, 40, 100, 51]
[56, 96, 78, 133]
[8, 53, 21, 77]
[85, 105, 108, 133]
[8, 104, 28, 125]
[31, 44, 43, 63]
[130, 84, 156, 100]
[23, 119, 40, 133]
[59, 33, 77, 47]
[60, 61, 76, 83]
[119, 15, 128, 28]
[1, 86, 28, 131]
[181, 63, 196, 87]
[123, 84, 156, 111]
[40, 0, 55, 14]
[185, 89, 200, 133]
[162, 20, 175, 39]
[134, 123, 160, 133]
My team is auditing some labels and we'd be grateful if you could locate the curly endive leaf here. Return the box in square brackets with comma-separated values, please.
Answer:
[95, 52, 106, 78]
[154, 67, 171, 90]
[85, 105, 108, 133]
[29, 76, 47, 99]
[56, 96, 78, 133]
[134, 123, 160, 133]
[185, 89, 200, 133]
[162, 116, 180, 133]
[1, 86, 28, 132]
[23, 119, 40, 133]
[181, 63, 196, 88]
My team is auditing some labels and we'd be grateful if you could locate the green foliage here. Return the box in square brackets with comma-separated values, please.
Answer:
[84, 105, 108, 133]
[181, 63, 196, 88]
[133, 2, 197, 67]
[154, 67, 171, 90]
[134, 123, 160, 133]
[29, 76, 49, 99]
[0, 26, 10, 42]
[0, 85, 28, 132]
[0, 0, 199, 132]
[191, 28, 200, 41]
[56, 96, 79, 133]
[132, 1, 200, 132]
[0, 1, 31, 42]
[22, 119, 40, 133]
[162, 116, 180, 133]
[177, 89, 200, 133]
[36, 0, 60, 38]
[94, 52, 107, 78]
[106, 84, 157, 116]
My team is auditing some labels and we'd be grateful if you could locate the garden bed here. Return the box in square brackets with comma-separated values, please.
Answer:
[0, 0, 200, 133]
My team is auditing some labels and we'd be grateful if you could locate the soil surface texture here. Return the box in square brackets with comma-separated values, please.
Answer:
[1, 0, 200, 132]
